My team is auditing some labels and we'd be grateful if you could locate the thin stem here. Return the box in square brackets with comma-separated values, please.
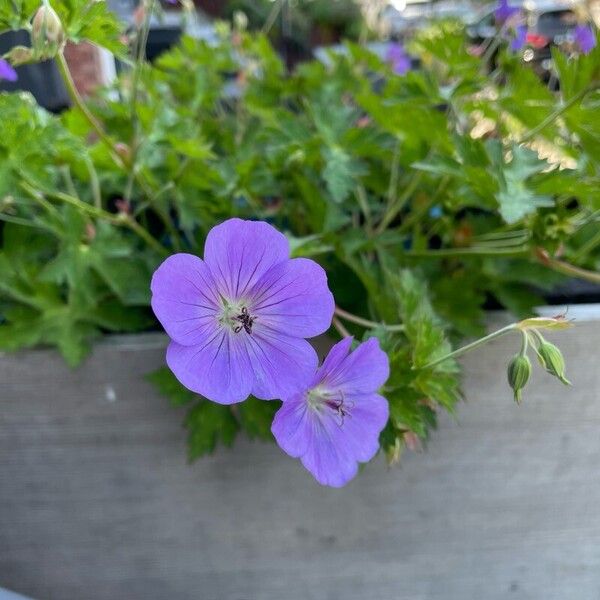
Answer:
[571, 227, 600, 261]
[56, 52, 126, 168]
[420, 324, 517, 370]
[377, 170, 423, 234]
[332, 316, 351, 338]
[538, 252, 600, 285]
[404, 245, 529, 258]
[262, 0, 283, 33]
[83, 156, 102, 209]
[19, 181, 59, 216]
[334, 306, 404, 332]
[518, 83, 598, 144]
[355, 185, 372, 233]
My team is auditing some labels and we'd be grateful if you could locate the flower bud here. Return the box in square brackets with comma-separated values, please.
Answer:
[32, 4, 65, 56]
[507, 354, 531, 403]
[536, 340, 570, 385]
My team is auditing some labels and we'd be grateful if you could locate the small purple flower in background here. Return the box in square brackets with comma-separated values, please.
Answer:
[510, 24, 528, 51]
[574, 24, 596, 54]
[386, 42, 411, 76]
[272, 337, 390, 487]
[494, 0, 519, 25]
[0, 59, 17, 82]
[151, 219, 335, 405]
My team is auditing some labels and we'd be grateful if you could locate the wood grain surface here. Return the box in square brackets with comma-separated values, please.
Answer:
[0, 321, 599, 600]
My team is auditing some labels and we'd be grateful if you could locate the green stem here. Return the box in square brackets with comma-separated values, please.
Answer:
[334, 306, 404, 332]
[420, 324, 517, 370]
[377, 170, 423, 234]
[540, 254, 600, 285]
[404, 245, 529, 258]
[518, 83, 599, 144]
[56, 52, 126, 168]
[332, 316, 351, 338]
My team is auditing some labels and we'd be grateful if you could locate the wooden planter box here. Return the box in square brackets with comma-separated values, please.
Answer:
[1, 310, 599, 599]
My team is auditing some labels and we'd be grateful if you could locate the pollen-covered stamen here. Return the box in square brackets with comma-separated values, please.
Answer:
[233, 306, 256, 334]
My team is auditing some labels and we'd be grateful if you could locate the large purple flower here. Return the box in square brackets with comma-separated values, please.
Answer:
[574, 24, 596, 54]
[0, 59, 17, 82]
[151, 218, 335, 405]
[272, 337, 390, 488]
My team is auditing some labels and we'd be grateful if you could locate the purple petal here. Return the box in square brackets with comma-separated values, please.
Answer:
[317, 337, 390, 394]
[574, 25, 596, 54]
[245, 330, 319, 400]
[166, 333, 253, 405]
[337, 393, 389, 462]
[271, 393, 312, 458]
[203, 218, 289, 299]
[299, 419, 359, 487]
[0, 59, 17, 82]
[249, 257, 334, 339]
[392, 55, 411, 75]
[151, 253, 221, 346]
[494, 0, 519, 24]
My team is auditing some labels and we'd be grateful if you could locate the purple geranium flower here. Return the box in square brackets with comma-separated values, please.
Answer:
[494, 0, 519, 24]
[386, 42, 411, 75]
[574, 24, 596, 54]
[510, 24, 528, 51]
[151, 218, 335, 405]
[0, 59, 17, 82]
[272, 337, 390, 487]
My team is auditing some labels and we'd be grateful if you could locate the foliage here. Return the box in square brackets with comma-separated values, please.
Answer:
[0, 5, 599, 462]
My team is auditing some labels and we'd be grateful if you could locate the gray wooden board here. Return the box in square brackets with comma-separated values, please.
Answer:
[0, 321, 599, 600]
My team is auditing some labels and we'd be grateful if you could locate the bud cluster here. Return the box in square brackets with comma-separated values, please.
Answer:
[506, 317, 571, 404]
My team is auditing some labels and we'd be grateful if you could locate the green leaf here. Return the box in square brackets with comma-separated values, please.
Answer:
[237, 397, 280, 441]
[494, 144, 554, 224]
[146, 366, 196, 407]
[185, 401, 239, 462]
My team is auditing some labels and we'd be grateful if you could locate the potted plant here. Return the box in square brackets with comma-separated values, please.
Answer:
[0, 0, 598, 477]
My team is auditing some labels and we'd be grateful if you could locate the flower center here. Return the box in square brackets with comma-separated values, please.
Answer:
[307, 386, 352, 426]
[219, 299, 256, 334]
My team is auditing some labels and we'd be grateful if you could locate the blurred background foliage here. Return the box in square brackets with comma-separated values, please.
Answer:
[0, 0, 599, 463]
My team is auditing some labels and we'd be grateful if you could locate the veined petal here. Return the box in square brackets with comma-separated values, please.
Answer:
[166, 331, 253, 405]
[203, 218, 289, 299]
[245, 329, 318, 400]
[250, 258, 334, 338]
[299, 416, 359, 488]
[151, 254, 221, 346]
[336, 393, 389, 463]
[319, 337, 389, 394]
[271, 394, 312, 458]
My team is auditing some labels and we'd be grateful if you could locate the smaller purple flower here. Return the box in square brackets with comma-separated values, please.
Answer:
[0, 59, 17, 82]
[272, 337, 390, 488]
[494, 0, 519, 25]
[574, 24, 596, 54]
[510, 24, 528, 51]
[385, 42, 411, 76]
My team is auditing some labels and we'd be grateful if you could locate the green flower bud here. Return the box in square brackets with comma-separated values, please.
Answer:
[536, 340, 570, 385]
[32, 4, 65, 56]
[507, 354, 531, 403]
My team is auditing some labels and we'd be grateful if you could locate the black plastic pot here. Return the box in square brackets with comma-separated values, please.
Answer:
[0, 30, 69, 113]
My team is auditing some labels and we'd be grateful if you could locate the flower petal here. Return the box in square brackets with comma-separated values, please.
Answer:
[299, 417, 359, 487]
[337, 393, 389, 463]
[250, 258, 334, 338]
[151, 253, 221, 346]
[166, 331, 253, 405]
[245, 329, 318, 400]
[271, 394, 312, 458]
[319, 337, 389, 394]
[203, 218, 289, 299]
